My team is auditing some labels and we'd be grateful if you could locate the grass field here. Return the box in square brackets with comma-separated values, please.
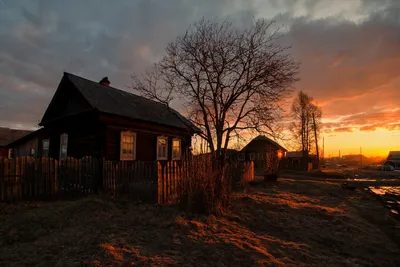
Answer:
[1, 178, 400, 266]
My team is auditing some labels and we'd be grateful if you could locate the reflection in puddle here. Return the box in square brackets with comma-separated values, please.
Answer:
[368, 186, 400, 196]
[368, 186, 400, 216]
[390, 209, 399, 215]
[348, 178, 400, 182]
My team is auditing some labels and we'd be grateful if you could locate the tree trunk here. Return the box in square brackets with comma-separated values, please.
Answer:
[312, 112, 319, 170]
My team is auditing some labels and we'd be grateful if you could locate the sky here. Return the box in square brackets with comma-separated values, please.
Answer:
[0, 0, 399, 157]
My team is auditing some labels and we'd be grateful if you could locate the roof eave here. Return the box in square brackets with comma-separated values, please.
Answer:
[99, 111, 198, 134]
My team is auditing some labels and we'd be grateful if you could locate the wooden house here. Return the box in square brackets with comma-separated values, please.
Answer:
[384, 151, 400, 170]
[0, 127, 32, 158]
[283, 151, 319, 171]
[8, 72, 200, 161]
[7, 128, 45, 158]
[239, 135, 286, 175]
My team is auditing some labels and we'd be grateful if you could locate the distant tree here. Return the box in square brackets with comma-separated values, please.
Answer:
[132, 18, 299, 161]
[290, 91, 322, 169]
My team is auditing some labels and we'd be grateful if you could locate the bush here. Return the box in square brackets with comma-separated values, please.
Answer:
[177, 155, 231, 214]
[226, 161, 253, 192]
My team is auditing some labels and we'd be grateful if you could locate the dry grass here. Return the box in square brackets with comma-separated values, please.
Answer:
[1, 179, 400, 266]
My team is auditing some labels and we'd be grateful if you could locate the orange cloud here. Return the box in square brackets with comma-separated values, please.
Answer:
[284, 9, 400, 134]
[359, 125, 377, 132]
[320, 108, 400, 133]
[333, 127, 353, 133]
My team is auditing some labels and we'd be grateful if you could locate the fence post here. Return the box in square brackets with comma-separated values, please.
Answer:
[157, 161, 161, 204]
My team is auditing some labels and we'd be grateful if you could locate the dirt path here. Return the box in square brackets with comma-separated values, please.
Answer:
[0, 179, 399, 266]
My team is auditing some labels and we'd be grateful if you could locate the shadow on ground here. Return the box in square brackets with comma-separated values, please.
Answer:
[1, 179, 400, 266]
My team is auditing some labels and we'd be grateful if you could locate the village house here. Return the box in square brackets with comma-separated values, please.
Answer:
[8, 72, 200, 161]
[283, 151, 319, 171]
[0, 127, 32, 158]
[384, 151, 400, 170]
[239, 135, 286, 175]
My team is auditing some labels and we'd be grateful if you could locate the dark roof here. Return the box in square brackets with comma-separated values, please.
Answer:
[387, 151, 400, 160]
[0, 127, 33, 147]
[286, 151, 317, 158]
[63, 72, 201, 133]
[7, 128, 45, 147]
[385, 159, 400, 165]
[286, 151, 303, 158]
[241, 135, 287, 152]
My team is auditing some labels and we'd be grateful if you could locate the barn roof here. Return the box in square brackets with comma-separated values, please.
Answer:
[58, 72, 201, 133]
[387, 151, 400, 160]
[286, 151, 317, 159]
[0, 127, 32, 147]
[241, 135, 286, 152]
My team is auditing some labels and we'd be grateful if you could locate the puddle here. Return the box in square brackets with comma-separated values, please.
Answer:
[368, 186, 400, 217]
[348, 178, 400, 182]
[390, 209, 399, 215]
[348, 178, 377, 182]
[368, 186, 400, 196]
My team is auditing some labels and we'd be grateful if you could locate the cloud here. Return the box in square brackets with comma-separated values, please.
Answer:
[0, 0, 257, 128]
[323, 108, 400, 132]
[279, 0, 400, 122]
[333, 127, 354, 133]
[0, 0, 399, 133]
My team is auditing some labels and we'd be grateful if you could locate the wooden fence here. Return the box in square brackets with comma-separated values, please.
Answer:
[157, 161, 182, 204]
[103, 160, 158, 202]
[0, 156, 254, 204]
[0, 156, 101, 202]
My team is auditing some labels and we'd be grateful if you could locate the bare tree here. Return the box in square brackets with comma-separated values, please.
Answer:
[132, 19, 299, 161]
[290, 91, 322, 169]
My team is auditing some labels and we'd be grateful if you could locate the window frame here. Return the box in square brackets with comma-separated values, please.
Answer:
[59, 133, 68, 161]
[120, 131, 137, 161]
[249, 153, 256, 161]
[157, 136, 168, 160]
[42, 139, 50, 157]
[238, 153, 245, 162]
[172, 138, 181, 160]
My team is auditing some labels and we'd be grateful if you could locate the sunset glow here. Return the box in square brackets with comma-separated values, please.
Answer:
[323, 128, 400, 158]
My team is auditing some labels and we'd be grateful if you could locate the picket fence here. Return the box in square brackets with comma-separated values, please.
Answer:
[0, 156, 254, 204]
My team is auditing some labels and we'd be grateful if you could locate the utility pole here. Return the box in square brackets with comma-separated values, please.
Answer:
[312, 112, 319, 169]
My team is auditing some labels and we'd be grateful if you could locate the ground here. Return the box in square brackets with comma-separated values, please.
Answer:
[1, 178, 400, 267]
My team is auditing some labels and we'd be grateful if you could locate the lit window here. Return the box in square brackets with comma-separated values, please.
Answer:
[8, 149, 13, 159]
[157, 136, 168, 160]
[30, 148, 35, 156]
[59, 133, 68, 160]
[120, 131, 136, 160]
[172, 138, 181, 160]
[42, 139, 50, 157]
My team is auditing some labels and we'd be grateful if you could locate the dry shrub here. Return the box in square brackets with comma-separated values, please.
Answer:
[177, 156, 254, 214]
[178, 155, 231, 214]
[227, 161, 253, 192]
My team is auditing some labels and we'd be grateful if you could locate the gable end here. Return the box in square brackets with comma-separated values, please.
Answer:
[39, 74, 95, 126]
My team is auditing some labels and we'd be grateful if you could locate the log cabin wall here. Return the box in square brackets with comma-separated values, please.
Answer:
[43, 115, 103, 160]
[103, 116, 192, 162]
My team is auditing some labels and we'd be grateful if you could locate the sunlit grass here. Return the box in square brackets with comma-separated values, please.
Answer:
[0, 179, 399, 266]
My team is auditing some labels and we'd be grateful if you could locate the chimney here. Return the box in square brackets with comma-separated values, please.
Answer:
[99, 77, 110, 86]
